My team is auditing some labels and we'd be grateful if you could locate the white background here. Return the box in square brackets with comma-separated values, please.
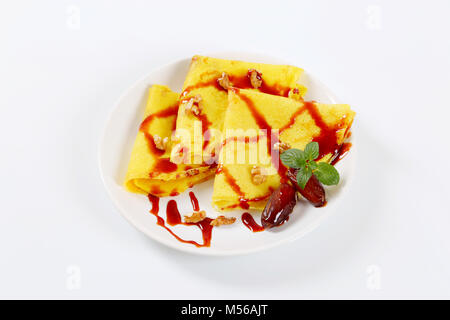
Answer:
[1, 0, 449, 299]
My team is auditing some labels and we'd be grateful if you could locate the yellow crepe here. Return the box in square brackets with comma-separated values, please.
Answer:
[124, 85, 215, 196]
[170, 55, 306, 165]
[212, 89, 355, 211]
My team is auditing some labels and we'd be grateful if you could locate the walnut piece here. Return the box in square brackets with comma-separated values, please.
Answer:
[210, 215, 236, 226]
[288, 87, 303, 100]
[217, 72, 232, 90]
[273, 141, 291, 153]
[153, 134, 168, 151]
[185, 168, 200, 177]
[248, 69, 262, 89]
[251, 166, 267, 185]
[184, 210, 206, 223]
[184, 95, 202, 116]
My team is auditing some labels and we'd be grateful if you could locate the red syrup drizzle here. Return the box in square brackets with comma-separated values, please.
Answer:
[330, 142, 352, 166]
[139, 104, 179, 132]
[179, 71, 293, 152]
[278, 101, 347, 161]
[139, 103, 179, 175]
[279, 107, 306, 132]
[218, 135, 262, 154]
[228, 70, 292, 97]
[166, 199, 182, 225]
[217, 164, 273, 210]
[241, 212, 265, 232]
[212, 88, 289, 210]
[149, 158, 178, 176]
[279, 101, 350, 162]
[180, 71, 291, 99]
[179, 80, 218, 152]
[216, 90, 350, 212]
[302, 101, 345, 161]
[233, 89, 287, 180]
[147, 193, 213, 248]
[189, 191, 200, 212]
[179, 95, 213, 151]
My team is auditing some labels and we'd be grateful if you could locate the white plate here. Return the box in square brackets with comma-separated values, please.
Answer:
[98, 52, 355, 256]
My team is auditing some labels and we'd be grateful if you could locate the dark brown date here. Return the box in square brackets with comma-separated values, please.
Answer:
[261, 183, 297, 229]
[287, 168, 326, 207]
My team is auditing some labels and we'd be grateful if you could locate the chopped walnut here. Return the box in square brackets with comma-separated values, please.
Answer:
[153, 134, 169, 151]
[184, 95, 202, 116]
[251, 166, 267, 185]
[210, 215, 236, 226]
[288, 87, 303, 101]
[273, 141, 291, 153]
[185, 168, 200, 177]
[217, 72, 232, 90]
[248, 69, 262, 89]
[184, 210, 206, 223]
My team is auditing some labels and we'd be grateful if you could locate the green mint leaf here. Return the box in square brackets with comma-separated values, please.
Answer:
[304, 142, 319, 160]
[297, 166, 313, 189]
[313, 162, 340, 186]
[308, 160, 318, 171]
[280, 148, 306, 169]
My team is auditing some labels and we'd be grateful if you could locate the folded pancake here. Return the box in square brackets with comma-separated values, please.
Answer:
[124, 85, 215, 196]
[212, 88, 355, 211]
[170, 55, 306, 165]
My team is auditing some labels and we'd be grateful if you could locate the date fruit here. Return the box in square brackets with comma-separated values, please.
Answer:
[261, 183, 297, 229]
[287, 168, 326, 207]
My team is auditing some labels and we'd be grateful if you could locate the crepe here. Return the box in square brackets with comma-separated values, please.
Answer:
[124, 85, 215, 196]
[212, 89, 355, 210]
[170, 55, 306, 165]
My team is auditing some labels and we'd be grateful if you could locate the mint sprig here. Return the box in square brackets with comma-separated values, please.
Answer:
[280, 142, 340, 189]
[297, 166, 312, 189]
[279, 148, 306, 169]
[304, 141, 319, 160]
